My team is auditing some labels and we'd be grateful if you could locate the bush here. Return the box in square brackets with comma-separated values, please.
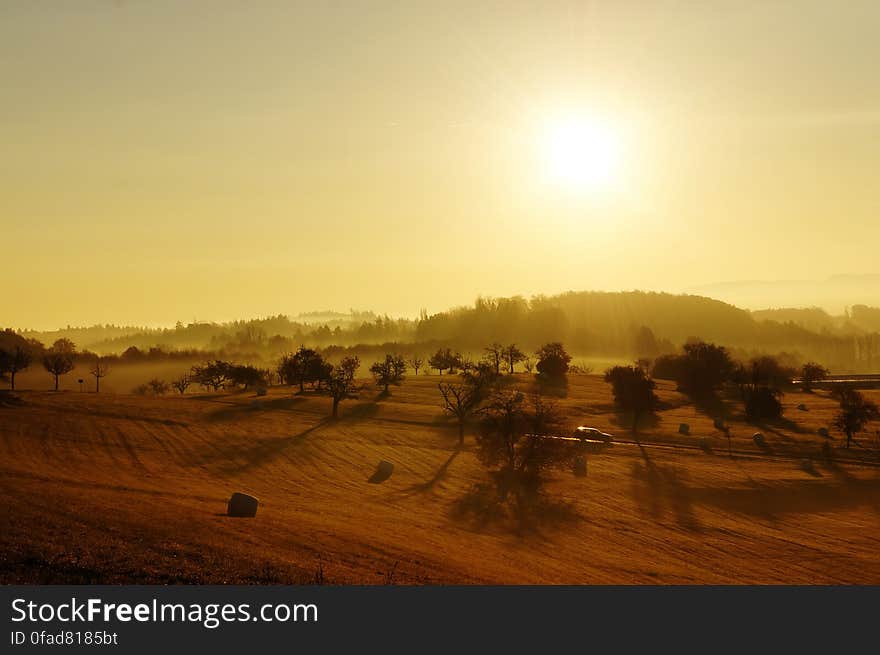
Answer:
[744, 386, 783, 421]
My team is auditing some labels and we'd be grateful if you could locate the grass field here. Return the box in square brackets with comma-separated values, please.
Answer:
[2, 375, 879, 584]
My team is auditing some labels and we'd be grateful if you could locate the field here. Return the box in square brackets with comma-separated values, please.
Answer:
[2, 375, 879, 584]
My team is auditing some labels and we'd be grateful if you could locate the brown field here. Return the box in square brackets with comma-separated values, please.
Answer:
[1, 375, 879, 584]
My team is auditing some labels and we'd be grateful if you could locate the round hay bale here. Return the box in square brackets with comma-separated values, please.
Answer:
[256, 387, 268, 397]
[753, 432, 766, 447]
[678, 423, 690, 435]
[797, 403, 808, 411]
[573, 456, 587, 477]
[817, 427, 830, 438]
[368, 460, 394, 484]
[227, 492, 259, 517]
[713, 418, 726, 431]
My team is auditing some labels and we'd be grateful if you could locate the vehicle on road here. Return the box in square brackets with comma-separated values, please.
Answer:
[575, 426, 613, 442]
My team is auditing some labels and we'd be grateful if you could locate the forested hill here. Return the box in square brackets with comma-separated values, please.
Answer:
[13, 291, 880, 371]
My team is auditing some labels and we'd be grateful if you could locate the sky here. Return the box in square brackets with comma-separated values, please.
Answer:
[3, 1, 879, 330]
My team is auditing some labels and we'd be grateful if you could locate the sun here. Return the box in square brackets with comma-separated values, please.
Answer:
[541, 116, 622, 191]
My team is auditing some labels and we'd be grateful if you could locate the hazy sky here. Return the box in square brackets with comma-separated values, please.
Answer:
[3, 1, 879, 329]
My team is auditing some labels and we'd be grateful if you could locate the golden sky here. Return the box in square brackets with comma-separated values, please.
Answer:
[3, 1, 879, 329]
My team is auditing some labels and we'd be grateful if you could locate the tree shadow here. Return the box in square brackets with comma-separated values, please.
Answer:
[451, 473, 580, 535]
[203, 418, 331, 474]
[397, 449, 462, 496]
[630, 444, 703, 531]
[205, 395, 308, 422]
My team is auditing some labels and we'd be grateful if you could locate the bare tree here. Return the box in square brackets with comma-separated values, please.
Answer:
[326, 355, 360, 418]
[439, 382, 483, 446]
[522, 356, 534, 374]
[483, 342, 503, 376]
[407, 354, 424, 376]
[501, 343, 526, 374]
[370, 354, 407, 394]
[42, 339, 76, 391]
[89, 356, 110, 393]
[171, 374, 191, 395]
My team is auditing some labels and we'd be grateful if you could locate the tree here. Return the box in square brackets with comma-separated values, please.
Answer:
[633, 325, 660, 358]
[535, 342, 571, 380]
[89, 356, 110, 393]
[370, 354, 407, 394]
[476, 390, 574, 504]
[0, 330, 34, 391]
[227, 364, 267, 390]
[831, 386, 880, 448]
[171, 374, 191, 395]
[748, 355, 794, 389]
[603, 365, 658, 435]
[428, 348, 461, 376]
[501, 343, 526, 374]
[407, 354, 424, 376]
[522, 356, 534, 374]
[326, 355, 360, 418]
[147, 378, 170, 395]
[438, 382, 483, 446]
[42, 339, 76, 391]
[483, 343, 503, 376]
[800, 362, 829, 393]
[676, 341, 735, 396]
[278, 346, 330, 392]
[744, 386, 784, 421]
[190, 360, 232, 391]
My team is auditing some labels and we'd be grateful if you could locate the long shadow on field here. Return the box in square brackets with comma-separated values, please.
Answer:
[205, 395, 309, 422]
[630, 444, 703, 531]
[205, 418, 331, 475]
[392, 449, 462, 497]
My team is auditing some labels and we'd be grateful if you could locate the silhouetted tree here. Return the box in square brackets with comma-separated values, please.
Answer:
[228, 364, 267, 390]
[439, 381, 484, 446]
[277, 346, 328, 392]
[676, 341, 735, 396]
[429, 348, 461, 376]
[603, 365, 658, 435]
[326, 355, 360, 418]
[744, 386, 784, 421]
[476, 390, 574, 504]
[535, 342, 571, 381]
[800, 362, 829, 393]
[501, 343, 526, 374]
[0, 330, 34, 391]
[89, 356, 110, 393]
[407, 354, 424, 376]
[831, 386, 880, 448]
[42, 339, 76, 391]
[748, 355, 794, 389]
[370, 354, 407, 394]
[483, 343, 503, 375]
[190, 360, 232, 391]
[171, 374, 191, 395]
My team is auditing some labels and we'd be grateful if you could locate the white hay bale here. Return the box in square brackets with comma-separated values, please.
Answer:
[368, 460, 394, 484]
[753, 432, 766, 447]
[678, 423, 690, 435]
[574, 456, 587, 477]
[227, 492, 259, 517]
[818, 427, 830, 438]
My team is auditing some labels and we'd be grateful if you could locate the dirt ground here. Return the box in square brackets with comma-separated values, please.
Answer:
[1, 375, 879, 584]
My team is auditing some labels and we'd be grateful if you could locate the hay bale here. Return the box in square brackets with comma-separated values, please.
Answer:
[713, 418, 725, 431]
[573, 456, 587, 477]
[678, 423, 690, 435]
[797, 403, 808, 411]
[368, 460, 394, 484]
[256, 387, 268, 397]
[753, 432, 766, 447]
[818, 427, 830, 438]
[227, 492, 259, 517]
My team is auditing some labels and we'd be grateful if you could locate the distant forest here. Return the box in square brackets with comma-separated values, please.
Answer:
[15, 292, 880, 372]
